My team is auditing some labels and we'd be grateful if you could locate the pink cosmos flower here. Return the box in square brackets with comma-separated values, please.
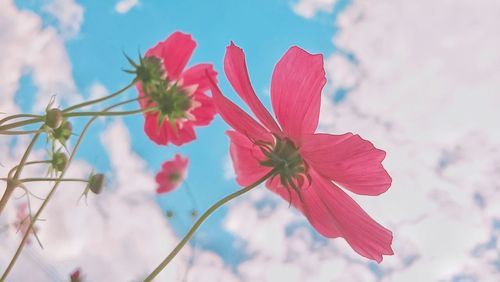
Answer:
[137, 32, 217, 146]
[13, 203, 37, 245]
[155, 154, 189, 194]
[209, 42, 393, 262]
[70, 268, 82, 282]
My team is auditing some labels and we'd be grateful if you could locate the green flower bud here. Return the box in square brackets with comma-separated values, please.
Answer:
[45, 108, 63, 129]
[88, 173, 105, 194]
[166, 210, 174, 218]
[51, 152, 68, 172]
[53, 120, 72, 144]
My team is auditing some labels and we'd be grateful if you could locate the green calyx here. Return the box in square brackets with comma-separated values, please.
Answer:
[51, 152, 68, 172]
[259, 138, 307, 198]
[87, 173, 105, 194]
[52, 120, 72, 145]
[123, 52, 193, 128]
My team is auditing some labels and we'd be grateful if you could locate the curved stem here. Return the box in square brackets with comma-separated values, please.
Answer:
[64, 107, 156, 118]
[0, 130, 43, 136]
[8, 161, 51, 179]
[0, 100, 129, 280]
[0, 118, 44, 132]
[0, 129, 42, 215]
[144, 169, 277, 282]
[0, 114, 42, 126]
[63, 80, 136, 113]
[15, 178, 88, 184]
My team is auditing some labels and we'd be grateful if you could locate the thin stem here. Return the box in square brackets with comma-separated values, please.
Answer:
[0, 129, 43, 215]
[0, 100, 128, 280]
[8, 161, 51, 179]
[183, 182, 199, 212]
[0, 114, 42, 126]
[63, 80, 136, 113]
[0, 130, 43, 136]
[0, 118, 44, 132]
[64, 107, 156, 118]
[144, 169, 277, 282]
[17, 178, 88, 184]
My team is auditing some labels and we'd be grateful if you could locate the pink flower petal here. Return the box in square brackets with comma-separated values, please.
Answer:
[191, 93, 216, 126]
[208, 75, 273, 144]
[270, 46, 326, 142]
[300, 133, 392, 196]
[144, 113, 196, 146]
[182, 63, 218, 92]
[146, 31, 196, 79]
[267, 169, 393, 262]
[266, 176, 342, 238]
[224, 42, 282, 135]
[156, 154, 189, 194]
[227, 130, 272, 186]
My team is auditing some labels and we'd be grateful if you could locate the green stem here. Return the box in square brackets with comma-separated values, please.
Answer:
[144, 169, 277, 282]
[0, 178, 88, 184]
[0, 129, 42, 215]
[0, 118, 44, 132]
[0, 114, 42, 126]
[0, 100, 129, 280]
[0, 130, 42, 136]
[8, 161, 51, 179]
[64, 107, 155, 118]
[62, 80, 136, 113]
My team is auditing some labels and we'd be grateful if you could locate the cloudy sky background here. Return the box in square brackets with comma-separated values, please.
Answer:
[1, 0, 500, 281]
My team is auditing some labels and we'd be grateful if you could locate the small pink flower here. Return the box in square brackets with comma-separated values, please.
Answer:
[70, 268, 82, 282]
[13, 203, 37, 244]
[137, 32, 217, 146]
[155, 154, 189, 194]
[209, 42, 393, 262]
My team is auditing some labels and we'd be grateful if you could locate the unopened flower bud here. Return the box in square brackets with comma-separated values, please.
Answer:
[53, 120, 72, 144]
[88, 173, 105, 194]
[190, 210, 198, 218]
[166, 210, 174, 218]
[45, 108, 63, 129]
[51, 152, 68, 172]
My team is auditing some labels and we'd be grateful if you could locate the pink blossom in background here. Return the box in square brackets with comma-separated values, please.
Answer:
[70, 268, 82, 282]
[155, 154, 189, 194]
[137, 32, 217, 146]
[209, 42, 393, 262]
[13, 203, 37, 245]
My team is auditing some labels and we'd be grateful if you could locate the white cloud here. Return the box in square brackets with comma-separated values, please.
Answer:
[0, 0, 80, 113]
[115, 0, 139, 14]
[292, 0, 337, 19]
[43, 0, 84, 39]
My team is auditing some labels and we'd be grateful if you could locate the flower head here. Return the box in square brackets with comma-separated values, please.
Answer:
[135, 32, 217, 146]
[155, 154, 188, 194]
[209, 42, 393, 262]
[13, 203, 38, 245]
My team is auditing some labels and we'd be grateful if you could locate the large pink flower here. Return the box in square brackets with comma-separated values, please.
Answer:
[209, 42, 393, 262]
[155, 154, 189, 194]
[137, 32, 217, 146]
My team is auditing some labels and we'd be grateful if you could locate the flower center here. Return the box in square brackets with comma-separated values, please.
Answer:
[138, 57, 195, 127]
[168, 171, 182, 182]
[259, 138, 307, 197]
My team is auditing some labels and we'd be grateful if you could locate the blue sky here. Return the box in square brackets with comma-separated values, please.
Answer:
[15, 0, 349, 266]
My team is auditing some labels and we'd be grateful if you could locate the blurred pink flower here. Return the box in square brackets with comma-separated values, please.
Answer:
[210, 42, 393, 262]
[70, 268, 82, 282]
[13, 203, 37, 245]
[137, 32, 217, 146]
[155, 154, 189, 194]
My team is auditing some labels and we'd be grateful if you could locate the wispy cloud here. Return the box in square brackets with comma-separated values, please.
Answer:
[115, 0, 139, 14]
[292, 0, 337, 19]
